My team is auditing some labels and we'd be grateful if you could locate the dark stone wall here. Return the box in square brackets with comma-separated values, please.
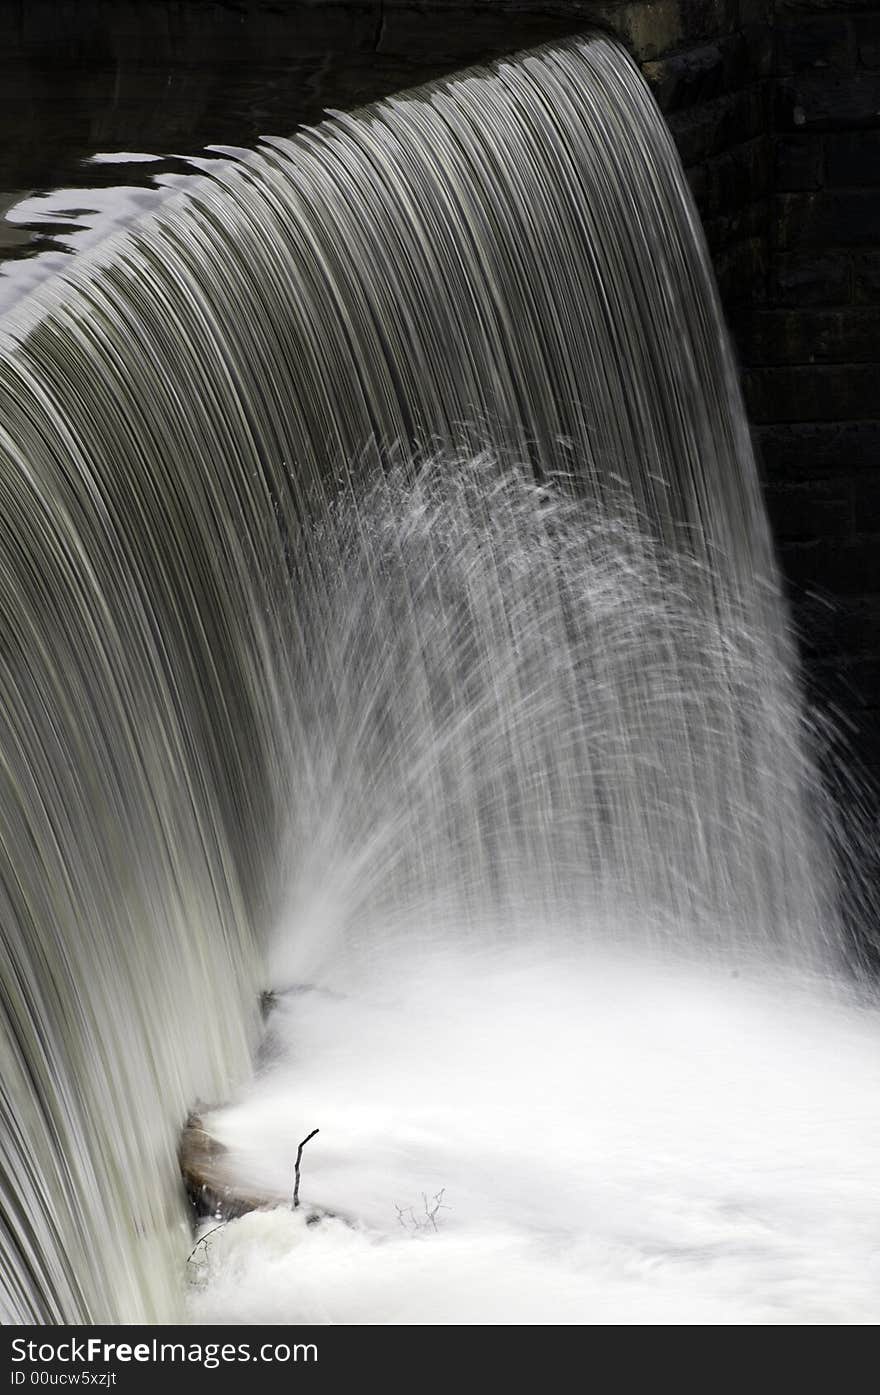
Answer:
[637, 3, 774, 330]
[744, 0, 880, 788]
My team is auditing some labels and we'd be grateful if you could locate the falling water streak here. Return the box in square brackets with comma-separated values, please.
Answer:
[0, 34, 861, 1323]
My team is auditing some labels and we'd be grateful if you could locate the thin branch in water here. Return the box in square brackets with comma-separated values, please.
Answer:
[423, 1188, 450, 1231]
[293, 1128, 320, 1210]
[395, 1190, 451, 1232]
[187, 1223, 224, 1264]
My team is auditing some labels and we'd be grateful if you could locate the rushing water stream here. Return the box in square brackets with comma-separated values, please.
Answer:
[0, 34, 876, 1325]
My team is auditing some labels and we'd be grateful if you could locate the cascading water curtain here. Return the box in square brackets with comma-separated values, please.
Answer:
[0, 33, 854, 1323]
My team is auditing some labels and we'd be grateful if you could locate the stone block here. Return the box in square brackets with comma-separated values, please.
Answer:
[668, 86, 765, 162]
[597, 0, 685, 61]
[789, 593, 880, 662]
[778, 538, 880, 596]
[764, 479, 853, 542]
[772, 253, 851, 307]
[745, 363, 880, 422]
[777, 16, 855, 75]
[715, 235, 768, 305]
[777, 72, 880, 131]
[756, 421, 880, 477]
[748, 308, 880, 364]
[826, 130, 880, 185]
[703, 194, 767, 252]
[734, 23, 773, 81]
[776, 191, 880, 248]
[737, 0, 771, 27]
[855, 14, 880, 66]
[643, 45, 724, 112]
[853, 475, 880, 532]
[775, 135, 823, 189]
[853, 251, 880, 302]
[776, 0, 880, 13]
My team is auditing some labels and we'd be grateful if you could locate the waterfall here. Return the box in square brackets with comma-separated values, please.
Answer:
[0, 34, 854, 1324]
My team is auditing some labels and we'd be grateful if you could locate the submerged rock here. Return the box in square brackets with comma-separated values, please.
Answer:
[258, 989, 277, 1021]
[179, 1114, 285, 1221]
[179, 1110, 338, 1234]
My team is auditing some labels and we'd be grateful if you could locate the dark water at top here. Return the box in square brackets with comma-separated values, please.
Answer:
[0, 0, 574, 309]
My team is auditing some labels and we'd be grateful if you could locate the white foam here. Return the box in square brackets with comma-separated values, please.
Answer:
[191, 944, 880, 1324]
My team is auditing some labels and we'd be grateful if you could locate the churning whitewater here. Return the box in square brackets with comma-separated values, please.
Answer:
[192, 947, 880, 1326]
[0, 34, 876, 1325]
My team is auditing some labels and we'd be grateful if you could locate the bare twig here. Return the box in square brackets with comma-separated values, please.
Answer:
[423, 1188, 450, 1231]
[395, 1189, 451, 1232]
[293, 1128, 320, 1210]
[187, 1223, 224, 1264]
[395, 1203, 415, 1230]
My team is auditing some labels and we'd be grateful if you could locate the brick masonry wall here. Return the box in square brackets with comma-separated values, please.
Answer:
[743, 0, 880, 790]
[637, 2, 774, 321]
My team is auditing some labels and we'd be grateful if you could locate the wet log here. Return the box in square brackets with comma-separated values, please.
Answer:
[178, 1114, 285, 1221]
